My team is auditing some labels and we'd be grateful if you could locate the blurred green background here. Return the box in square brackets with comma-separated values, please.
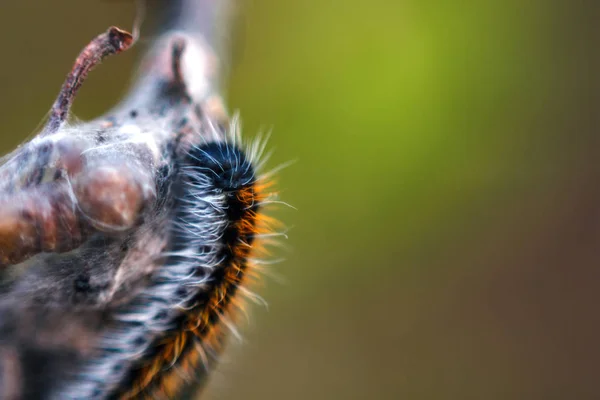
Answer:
[0, 1, 599, 399]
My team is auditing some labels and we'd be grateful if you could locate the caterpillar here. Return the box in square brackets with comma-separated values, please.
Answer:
[0, 1, 283, 399]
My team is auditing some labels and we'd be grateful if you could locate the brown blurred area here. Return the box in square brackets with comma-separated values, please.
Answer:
[1, 1, 600, 399]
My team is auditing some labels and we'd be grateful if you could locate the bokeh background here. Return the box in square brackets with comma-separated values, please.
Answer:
[0, 1, 599, 399]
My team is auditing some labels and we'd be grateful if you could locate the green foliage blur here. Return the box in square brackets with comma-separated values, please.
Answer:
[0, 1, 598, 399]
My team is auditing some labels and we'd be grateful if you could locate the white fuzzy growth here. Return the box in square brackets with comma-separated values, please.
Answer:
[182, 36, 215, 102]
